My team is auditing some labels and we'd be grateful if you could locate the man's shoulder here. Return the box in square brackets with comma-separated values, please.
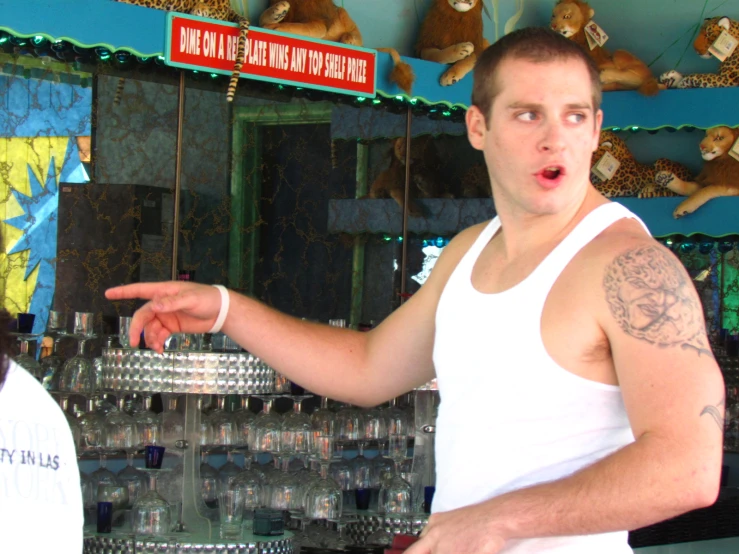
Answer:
[422, 220, 492, 293]
[1, 361, 66, 421]
[582, 216, 661, 265]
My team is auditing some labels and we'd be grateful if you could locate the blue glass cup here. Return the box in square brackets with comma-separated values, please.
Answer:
[355, 488, 371, 510]
[97, 501, 113, 533]
[145, 445, 166, 469]
[423, 486, 435, 514]
[17, 313, 35, 334]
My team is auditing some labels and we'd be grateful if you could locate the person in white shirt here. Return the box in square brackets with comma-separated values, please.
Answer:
[0, 267, 83, 552]
[106, 27, 724, 554]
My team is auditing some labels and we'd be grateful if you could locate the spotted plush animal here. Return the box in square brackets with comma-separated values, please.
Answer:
[660, 17, 739, 89]
[655, 126, 739, 218]
[115, 1, 249, 102]
[590, 131, 691, 198]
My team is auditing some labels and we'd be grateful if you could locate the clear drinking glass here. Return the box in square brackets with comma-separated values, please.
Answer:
[208, 395, 236, 447]
[104, 395, 138, 452]
[14, 338, 43, 381]
[218, 488, 245, 540]
[281, 395, 313, 455]
[217, 451, 243, 493]
[40, 334, 66, 391]
[384, 398, 411, 436]
[78, 397, 106, 452]
[134, 395, 161, 448]
[228, 459, 265, 526]
[118, 316, 133, 348]
[132, 469, 171, 537]
[73, 311, 95, 337]
[57, 395, 82, 451]
[310, 396, 335, 437]
[233, 396, 255, 449]
[59, 339, 93, 395]
[249, 395, 282, 454]
[160, 393, 184, 449]
[268, 454, 303, 512]
[303, 435, 342, 521]
[200, 452, 220, 510]
[378, 434, 412, 514]
[117, 458, 147, 508]
[335, 403, 365, 442]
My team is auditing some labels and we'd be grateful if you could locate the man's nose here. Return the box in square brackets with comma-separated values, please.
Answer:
[539, 122, 566, 153]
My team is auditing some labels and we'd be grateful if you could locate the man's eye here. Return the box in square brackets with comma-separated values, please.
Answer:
[568, 113, 585, 123]
[517, 112, 537, 121]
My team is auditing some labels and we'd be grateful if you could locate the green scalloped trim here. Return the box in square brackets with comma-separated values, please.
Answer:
[0, 26, 163, 58]
[375, 89, 469, 111]
[656, 232, 739, 239]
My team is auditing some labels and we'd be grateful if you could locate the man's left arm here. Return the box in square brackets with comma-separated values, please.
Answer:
[408, 240, 724, 554]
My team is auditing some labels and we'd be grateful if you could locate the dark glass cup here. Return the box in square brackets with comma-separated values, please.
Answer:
[17, 313, 35, 334]
[728, 336, 739, 358]
[355, 488, 370, 510]
[97, 501, 113, 533]
[145, 445, 166, 469]
[423, 485, 435, 514]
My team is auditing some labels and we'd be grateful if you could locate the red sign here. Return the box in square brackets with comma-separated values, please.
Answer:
[165, 13, 376, 97]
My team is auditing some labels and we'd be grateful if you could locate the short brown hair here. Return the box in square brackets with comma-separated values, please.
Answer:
[471, 27, 602, 127]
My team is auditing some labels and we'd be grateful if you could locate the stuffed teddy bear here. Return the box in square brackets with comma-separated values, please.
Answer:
[659, 16, 739, 89]
[366, 136, 446, 216]
[550, 0, 660, 95]
[415, 0, 489, 86]
[655, 126, 739, 218]
[590, 131, 691, 198]
[259, 1, 415, 93]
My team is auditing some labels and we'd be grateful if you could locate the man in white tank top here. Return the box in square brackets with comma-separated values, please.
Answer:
[108, 28, 724, 554]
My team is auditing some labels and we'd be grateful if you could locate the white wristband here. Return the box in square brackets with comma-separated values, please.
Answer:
[209, 285, 230, 334]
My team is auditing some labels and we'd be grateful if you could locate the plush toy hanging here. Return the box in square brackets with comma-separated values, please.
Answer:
[655, 126, 739, 218]
[550, 0, 660, 95]
[590, 131, 691, 198]
[659, 17, 739, 89]
[115, 0, 249, 102]
[415, 0, 489, 87]
[259, 0, 362, 44]
[259, 1, 415, 93]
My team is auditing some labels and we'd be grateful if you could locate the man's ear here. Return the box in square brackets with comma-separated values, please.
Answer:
[466, 105, 487, 152]
[592, 109, 603, 152]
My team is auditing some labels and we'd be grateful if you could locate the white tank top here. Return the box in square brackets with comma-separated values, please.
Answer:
[432, 202, 648, 553]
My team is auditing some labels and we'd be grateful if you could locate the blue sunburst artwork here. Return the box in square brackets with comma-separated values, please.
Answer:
[4, 159, 59, 335]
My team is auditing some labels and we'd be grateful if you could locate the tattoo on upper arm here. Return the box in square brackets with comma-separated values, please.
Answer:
[701, 396, 725, 432]
[603, 245, 713, 357]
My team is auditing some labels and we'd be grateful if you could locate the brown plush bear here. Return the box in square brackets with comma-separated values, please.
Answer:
[655, 126, 739, 218]
[416, 0, 489, 86]
[365, 136, 447, 216]
[550, 0, 660, 95]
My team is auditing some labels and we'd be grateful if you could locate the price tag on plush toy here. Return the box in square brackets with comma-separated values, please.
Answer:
[591, 151, 620, 181]
[709, 30, 738, 62]
[584, 21, 609, 50]
[729, 136, 739, 163]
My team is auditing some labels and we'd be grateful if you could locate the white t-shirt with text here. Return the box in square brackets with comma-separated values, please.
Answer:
[0, 359, 83, 553]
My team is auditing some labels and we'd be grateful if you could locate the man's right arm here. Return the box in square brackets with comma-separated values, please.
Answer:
[106, 222, 487, 407]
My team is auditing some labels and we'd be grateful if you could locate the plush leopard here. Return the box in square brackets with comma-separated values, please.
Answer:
[660, 17, 739, 89]
[590, 131, 691, 198]
[115, 1, 249, 102]
[655, 126, 739, 218]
